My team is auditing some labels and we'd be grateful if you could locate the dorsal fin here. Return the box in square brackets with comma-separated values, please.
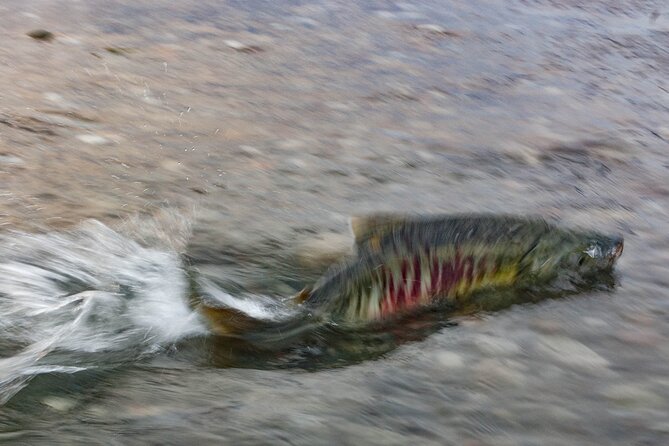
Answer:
[350, 213, 409, 246]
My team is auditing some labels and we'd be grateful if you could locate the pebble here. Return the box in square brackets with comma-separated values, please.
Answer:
[435, 351, 465, 369]
[472, 334, 521, 356]
[620, 312, 656, 326]
[473, 358, 526, 388]
[287, 412, 325, 430]
[0, 154, 24, 165]
[414, 150, 438, 163]
[547, 406, 580, 422]
[276, 158, 308, 175]
[76, 134, 110, 145]
[142, 95, 162, 105]
[224, 40, 262, 53]
[43, 92, 67, 105]
[465, 392, 492, 405]
[238, 144, 262, 155]
[542, 86, 566, 96]
[498, 142, 541, 166]
[415, 24, 461, 37]
[278, 139, 308, 150]
[536, 336, 610, 371]
[529, 318, 564, 334]
[602, 383, 665, 409]
[84, 405, 110, 418]
[650, 421, 669, 433]
[270, 22, 291, 31]
[325, 102, 353, 112]
[658, 126, 669, 140]
[291, 17, 319, 28]
[376, 11, 425, 20]
[126, 404, 168, 417]
[615, 328, 663, 347]
[581, 317, 609, 328]
[160, 158, 183, 172]
[59, 35, 82, 46]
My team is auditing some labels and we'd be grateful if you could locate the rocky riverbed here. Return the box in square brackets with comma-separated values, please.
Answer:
[1, 0, 668, 444]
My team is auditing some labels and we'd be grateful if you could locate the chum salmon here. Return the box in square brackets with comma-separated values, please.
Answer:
[198, 214, 623, 342]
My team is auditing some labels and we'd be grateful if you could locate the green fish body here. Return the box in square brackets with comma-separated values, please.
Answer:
[301, 214, 623, 326]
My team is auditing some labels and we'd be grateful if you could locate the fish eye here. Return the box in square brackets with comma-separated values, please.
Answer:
[578, 256, 585, 266]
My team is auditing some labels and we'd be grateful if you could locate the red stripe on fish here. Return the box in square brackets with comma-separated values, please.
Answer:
[410, 255, 422, 303]
[379, 251, 480, 318]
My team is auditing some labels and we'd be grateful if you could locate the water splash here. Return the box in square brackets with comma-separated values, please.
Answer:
[0, 218, 207, 404]
[198, 277, 299, 321]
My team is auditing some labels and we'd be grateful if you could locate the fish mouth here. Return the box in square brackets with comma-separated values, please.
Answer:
[607, 237, 624, 265]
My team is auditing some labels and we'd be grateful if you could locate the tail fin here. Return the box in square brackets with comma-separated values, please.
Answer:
[198, 305, 265, 336]
[198, 303, 320, 350]
[193, 278, 320, 349]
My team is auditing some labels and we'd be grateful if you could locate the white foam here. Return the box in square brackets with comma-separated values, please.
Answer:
[0, 218, 208, 404]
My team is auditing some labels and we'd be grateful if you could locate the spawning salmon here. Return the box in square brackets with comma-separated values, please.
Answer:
[198, 214, 623, 341]
[298, 214, 623, 325]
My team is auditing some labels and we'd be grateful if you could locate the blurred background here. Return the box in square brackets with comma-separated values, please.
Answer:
[1, 0, 668, 444]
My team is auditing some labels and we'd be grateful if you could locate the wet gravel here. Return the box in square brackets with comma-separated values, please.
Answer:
[1, 0, 669, 444]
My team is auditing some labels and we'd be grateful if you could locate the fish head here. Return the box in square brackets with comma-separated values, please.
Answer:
[523, 230, 623, 285]
[580, 234, 624, 269]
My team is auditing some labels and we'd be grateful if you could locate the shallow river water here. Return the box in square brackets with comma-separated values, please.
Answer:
[1, 0, 669, 444]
